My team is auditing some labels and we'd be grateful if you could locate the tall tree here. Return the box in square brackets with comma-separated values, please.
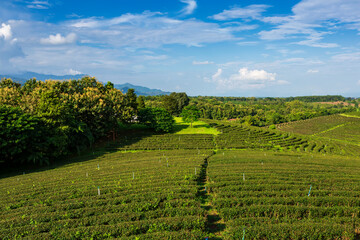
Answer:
[181, 105, 200, 128]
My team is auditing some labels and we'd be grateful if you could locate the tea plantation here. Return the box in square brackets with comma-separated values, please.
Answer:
[1, 115, 359, 239]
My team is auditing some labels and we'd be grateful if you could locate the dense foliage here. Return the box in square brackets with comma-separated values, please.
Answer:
[138, 107, 175, 132]
[0, 77, 138, 165]
[181, 105, 200, 127]
[146, 92, 190, 116]
[192, 97, 356, 126]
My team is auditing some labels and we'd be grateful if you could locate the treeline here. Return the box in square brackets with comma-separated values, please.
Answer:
[190, 95, 351, 104]
[192, 98, 356, 127]
[0, 77, 179, 166]
[145, 95, 356, 127]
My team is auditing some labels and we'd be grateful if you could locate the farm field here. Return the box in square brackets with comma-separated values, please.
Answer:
[276, 114, 360, 135]
[0, 150, 212, 239]
[276, 113, 360, 147]
[207, 150, 360, 239]
[1, 117, 360, 239]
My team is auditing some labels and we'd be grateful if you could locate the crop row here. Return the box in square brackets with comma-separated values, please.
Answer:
[106, 134, 215, 150]
[207, 150, 360, 239]
[0, 150, 211, 239]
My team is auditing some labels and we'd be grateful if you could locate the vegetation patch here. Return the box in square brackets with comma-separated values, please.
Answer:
[173, 117, 220, 135]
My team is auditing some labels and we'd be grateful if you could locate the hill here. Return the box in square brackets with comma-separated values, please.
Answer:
[114, 82, 170, 96]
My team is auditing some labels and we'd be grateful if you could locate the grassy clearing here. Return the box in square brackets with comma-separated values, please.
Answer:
[173, 117, 220, 135]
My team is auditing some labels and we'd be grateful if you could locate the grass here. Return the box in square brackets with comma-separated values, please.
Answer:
[173, 117, 220, 135]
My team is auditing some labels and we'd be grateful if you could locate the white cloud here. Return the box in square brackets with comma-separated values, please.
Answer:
[0, 22, 24, 72]
[40, 33, 77, 45]
[357, 80, 360, 85]
[211, 5, 270, 21]
[68, 69, 82, 75]
[332, 52, 360, 62]
[212, 68, 222, 79]
[193, 60, 213, 65]
[0, 23, 12, 40]
[179, 0, 197, 15]
[209, 67, 285, 89]
[307, 69, 319, 73]
[259, 0, 360, 48]
[27, 0, 50, 9]
[142, 55, 168, 60]
[68, 12, 235, 48]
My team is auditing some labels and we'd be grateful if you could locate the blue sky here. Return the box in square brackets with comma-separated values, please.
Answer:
[0, 0, 360, 97]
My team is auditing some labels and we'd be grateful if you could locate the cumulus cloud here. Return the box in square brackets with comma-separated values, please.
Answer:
[0, 22, 24, 72]
[307, 69, 319, 73]
[211, 5, 270, 21]
[193, 60, 213, 65]
[68, 69, 82, 75]
[209, 67, 286, 89]
[179, 0, 197, 15]
[40, 33, 77, 45]
[0, 23, 12, 40]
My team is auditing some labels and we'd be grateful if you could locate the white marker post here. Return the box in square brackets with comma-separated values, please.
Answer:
[97, 164, 100, 170]
[98, 187, 100, 196]
[133, 172, 135, 180]
[243, 173, 245, 181]
[195, 167, 197, 175]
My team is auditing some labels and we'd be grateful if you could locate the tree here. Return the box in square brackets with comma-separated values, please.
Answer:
[170, 92, 189, 115]
[162, 95, 178, 115]
[137, 95, 146, 109]
[0, 106, 51, 165]
[162, 92, 190, 116]
[126, 88, 138, 114]
[181, 105, 200, 128]
[138, 107, 174, 132]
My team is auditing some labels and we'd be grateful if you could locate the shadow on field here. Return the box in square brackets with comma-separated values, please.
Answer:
[0, 127, 164, 180]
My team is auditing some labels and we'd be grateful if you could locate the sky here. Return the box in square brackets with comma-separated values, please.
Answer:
[0, 0, 360, 97]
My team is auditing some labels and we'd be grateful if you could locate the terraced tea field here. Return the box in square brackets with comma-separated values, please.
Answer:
[0, 150, 212, 239]
[276, 114, 360, 136]
[1, 117, 360, 239]
[207, 150, 360, 239]
[207, 120, 360, 156]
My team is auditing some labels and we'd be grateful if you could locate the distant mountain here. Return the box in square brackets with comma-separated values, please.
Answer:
[0, 71, 86, 85]
[114, 83, 170, 96]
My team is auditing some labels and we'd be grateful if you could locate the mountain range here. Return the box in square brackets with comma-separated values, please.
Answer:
[0, 72, 170, 96]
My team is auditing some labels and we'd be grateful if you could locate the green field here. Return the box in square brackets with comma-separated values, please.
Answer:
[1, 117, 360, 239]
[173, 117, 220, 135]
[276, 113, 360, 147]
[207, 150, 360, 239]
